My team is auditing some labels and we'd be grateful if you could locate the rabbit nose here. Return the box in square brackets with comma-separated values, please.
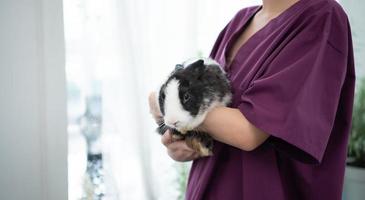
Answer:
[167, 120, 180, 127]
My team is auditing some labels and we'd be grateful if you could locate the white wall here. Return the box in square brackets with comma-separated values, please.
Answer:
[0, 0, 67, 200]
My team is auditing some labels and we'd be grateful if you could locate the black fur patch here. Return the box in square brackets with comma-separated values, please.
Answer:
[159, 59, 231, 117]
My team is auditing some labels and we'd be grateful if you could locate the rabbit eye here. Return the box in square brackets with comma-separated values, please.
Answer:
[183, 92, 191, 103]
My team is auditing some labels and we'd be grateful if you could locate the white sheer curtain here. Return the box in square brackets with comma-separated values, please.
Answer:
[64, 0, 261, 199]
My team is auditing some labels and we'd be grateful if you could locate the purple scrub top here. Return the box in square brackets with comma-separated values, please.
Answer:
[186, 0, 356, 199]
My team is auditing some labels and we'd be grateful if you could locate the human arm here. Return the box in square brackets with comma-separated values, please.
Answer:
[149, 90, 268, 161]
[198, 106, 269, 151]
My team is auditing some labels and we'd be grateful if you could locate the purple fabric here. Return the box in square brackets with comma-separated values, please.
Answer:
[185, 0, 356, 199]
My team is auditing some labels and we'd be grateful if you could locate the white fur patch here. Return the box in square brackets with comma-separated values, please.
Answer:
[222, 93, 232, 105]
[163, 79, 193, 133]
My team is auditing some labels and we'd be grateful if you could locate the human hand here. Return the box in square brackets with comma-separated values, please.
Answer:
[161, 130, 200, 162]
[148, 91, 163, 124]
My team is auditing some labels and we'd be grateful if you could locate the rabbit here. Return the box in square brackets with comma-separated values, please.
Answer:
[154, 58, 232, 156]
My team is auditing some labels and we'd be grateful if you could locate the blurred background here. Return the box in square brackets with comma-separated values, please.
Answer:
[0, 0, 364, 200]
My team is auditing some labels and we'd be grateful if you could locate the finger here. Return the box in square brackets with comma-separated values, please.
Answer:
[148, 92, 158, 112]
[148, 92, 156, 104]
[148, 92, 159, 110]
[167, 145, 200, 162]
[167, 140, 195, 152]
[161, 130, 173, 146]
[149, 95, 163, 121]
[167, 148, 184, 162]
[191, 151, 201, 159]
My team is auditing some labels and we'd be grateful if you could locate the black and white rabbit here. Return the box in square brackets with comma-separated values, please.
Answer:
[155, 58, 232, 156]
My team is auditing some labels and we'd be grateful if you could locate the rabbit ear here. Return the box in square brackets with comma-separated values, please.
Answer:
[167, 64, 184, 78]
[175, 64, 184, 70]
[190, 59, 204, 67]
[188, 59, 206, 74]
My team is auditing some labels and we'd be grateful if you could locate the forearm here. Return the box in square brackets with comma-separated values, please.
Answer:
[200, 106, 269, 151]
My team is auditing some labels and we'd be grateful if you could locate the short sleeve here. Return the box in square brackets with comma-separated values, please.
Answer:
[238, 15, 350, 164]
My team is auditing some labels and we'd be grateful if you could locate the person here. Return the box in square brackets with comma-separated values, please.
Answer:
[148, 0, 356, 199]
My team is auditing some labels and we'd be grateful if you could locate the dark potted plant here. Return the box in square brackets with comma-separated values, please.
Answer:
[343, 78, 365, 200]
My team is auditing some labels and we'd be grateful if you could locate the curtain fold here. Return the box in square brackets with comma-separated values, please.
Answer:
[64, 0, 261, 199]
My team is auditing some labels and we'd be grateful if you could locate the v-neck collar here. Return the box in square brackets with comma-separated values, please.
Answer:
[223, 0, 306, 72]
